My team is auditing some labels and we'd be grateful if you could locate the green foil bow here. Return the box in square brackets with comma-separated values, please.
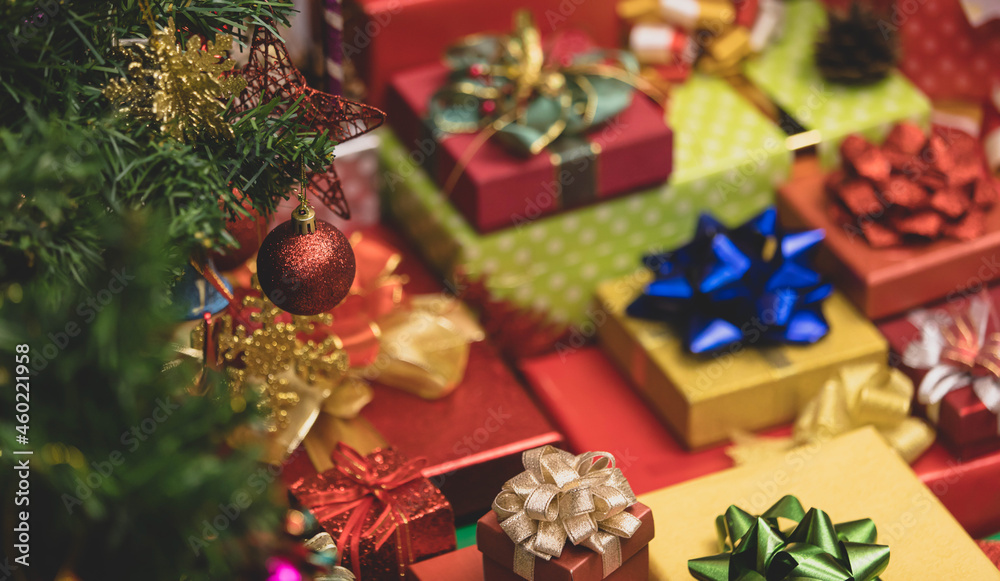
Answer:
[428, 10, 641, 157]
[688, 495, 890, 581]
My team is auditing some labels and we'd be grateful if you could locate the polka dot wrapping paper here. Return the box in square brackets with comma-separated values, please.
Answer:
[896, 0, 1000, 102]
[380, 75, 791, 327]
[744, 0, 931, 167]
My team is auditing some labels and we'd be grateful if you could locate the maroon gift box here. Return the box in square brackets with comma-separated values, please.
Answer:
[290, 446, 456, 580]
[477, 503, 654, 581]
[280, 226, 565, 521]
[879, 285, 1000, 460]
[342, 0, 620, 108]
[385, 63, 673, 233]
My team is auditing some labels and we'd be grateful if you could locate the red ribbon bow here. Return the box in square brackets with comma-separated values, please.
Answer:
[321, 233, 406, 367]
[294, 443, 427, 579]
[940, 313, 1000, 379]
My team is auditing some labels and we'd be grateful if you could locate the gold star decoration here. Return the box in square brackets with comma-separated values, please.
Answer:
[104, 18, 246, 142]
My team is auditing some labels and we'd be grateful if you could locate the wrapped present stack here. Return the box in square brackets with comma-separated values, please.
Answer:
[28, 0, 1000, 579]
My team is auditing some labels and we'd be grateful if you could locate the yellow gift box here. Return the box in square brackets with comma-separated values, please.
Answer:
[640, 427, 1000, 580]
[594, 271, 888, 449]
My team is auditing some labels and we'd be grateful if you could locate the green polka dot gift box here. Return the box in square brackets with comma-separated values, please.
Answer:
[743, 0, 931, 167]
[380, 75, 792, 328]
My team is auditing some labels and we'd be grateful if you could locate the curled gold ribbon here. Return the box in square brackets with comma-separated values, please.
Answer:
[728, 362, 934, 465]
[794, 362, 935, 463]
[492, 446, 643, 580]
[184, 233, 484, 467]
[429, 10, 664, 196]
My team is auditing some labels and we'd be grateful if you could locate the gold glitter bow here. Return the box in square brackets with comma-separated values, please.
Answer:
[492, 446, 643, 581]
[728, 362, 935, 465]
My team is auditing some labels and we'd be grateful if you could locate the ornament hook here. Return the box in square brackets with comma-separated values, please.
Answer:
[293, 155, 317, 235]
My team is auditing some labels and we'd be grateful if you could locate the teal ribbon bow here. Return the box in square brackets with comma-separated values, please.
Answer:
[688, 496, 890, 581]
[428, 10, 640, 157]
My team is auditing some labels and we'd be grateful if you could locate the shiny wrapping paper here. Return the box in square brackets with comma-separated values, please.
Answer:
[289, 447, 456, 580]
[280, 226, 564, 521]
[595, 271, 887, 449]
[477, 504, 654, 581]
[386, 61, 673, 234]
[341, 0, 619, 108]
[825, 124, 998, 247]
[879, 287, 1000, 460]
[640, 427, 1000, 580]
[777, 157, 1000, 320]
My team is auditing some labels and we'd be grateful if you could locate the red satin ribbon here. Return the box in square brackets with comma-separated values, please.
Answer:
[296, 443, 427, 579]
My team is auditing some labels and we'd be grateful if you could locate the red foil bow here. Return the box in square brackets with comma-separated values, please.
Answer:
[827, 123, 999, 247]
[291, 444, 429, 579]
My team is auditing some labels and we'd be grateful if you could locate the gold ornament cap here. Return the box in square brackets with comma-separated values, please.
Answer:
[293, 201, 317, 235]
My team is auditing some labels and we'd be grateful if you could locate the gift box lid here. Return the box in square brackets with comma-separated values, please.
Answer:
[386, 61, 673, 234]
[640, 427, 1000, 580]
[476, 503, 654, 581]
[595, 267, 888, 448]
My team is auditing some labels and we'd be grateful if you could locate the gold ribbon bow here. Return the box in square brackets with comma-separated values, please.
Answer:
[182, 234, 484, 466]
[492, 446, 643, 580]
[729, 362, 934, 465]
[794, 362, 935, 463]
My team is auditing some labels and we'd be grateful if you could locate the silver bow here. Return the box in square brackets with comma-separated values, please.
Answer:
[492, 446, 643, 580]
[903, 296, 1000, 434]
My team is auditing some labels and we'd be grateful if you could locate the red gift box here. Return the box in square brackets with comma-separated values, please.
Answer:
[477, 503, 654, 581]
[341, 0, 620, 108]
[290, 445, 456, 580]
[777, 155, 1000, 320]
[517, 347, 801, 495]
[878, 285, 1000, 460]
[281, 226, 564, 521]
[406, 546, 484, 581]
[385, 63, 673, 233]
[895, 0, 1000, 102]
[913, 443, 1000, 538]
[521, 345, 1000, 539]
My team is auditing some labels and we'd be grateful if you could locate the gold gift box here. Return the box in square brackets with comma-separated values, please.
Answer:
[595, 271, 888, 449]
[640, 427, 1000, 580]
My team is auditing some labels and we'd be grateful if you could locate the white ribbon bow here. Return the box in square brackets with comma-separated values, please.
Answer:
[903, 296, 1000, 434]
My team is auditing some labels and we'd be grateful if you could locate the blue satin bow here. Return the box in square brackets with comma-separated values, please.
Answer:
[627, 208, 831, 354]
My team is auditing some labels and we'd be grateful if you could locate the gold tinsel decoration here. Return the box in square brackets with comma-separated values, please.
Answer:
[104, 18, 246, 141]
[192, 276, 349, 432]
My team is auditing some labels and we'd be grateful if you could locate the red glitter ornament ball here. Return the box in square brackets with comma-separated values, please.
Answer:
[211, 208, 267, 271]
[256, 219, 356, 316]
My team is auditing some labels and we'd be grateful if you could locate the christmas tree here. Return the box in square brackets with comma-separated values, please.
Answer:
[0, 1, 360, 578]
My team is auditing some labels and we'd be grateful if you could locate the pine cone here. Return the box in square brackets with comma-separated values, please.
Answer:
[815, 3, 899, 85]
